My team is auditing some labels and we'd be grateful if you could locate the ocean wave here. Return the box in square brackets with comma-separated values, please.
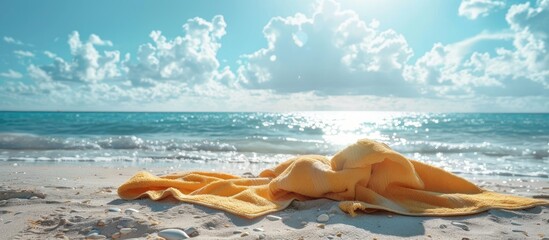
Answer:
[0, 133, 333, 155]
[0, 133, 547, 160]
[392, 140, 549, 159]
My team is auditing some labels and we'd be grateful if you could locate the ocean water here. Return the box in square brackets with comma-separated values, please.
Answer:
[0, 112, 547, 179]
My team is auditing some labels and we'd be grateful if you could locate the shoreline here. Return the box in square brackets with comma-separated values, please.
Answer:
[0, 162, 548, 239]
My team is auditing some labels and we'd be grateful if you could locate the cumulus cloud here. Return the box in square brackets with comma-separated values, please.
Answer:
[4, 16, 234, 108]
[34, 31, 121, 83]
[0, 69, 23, 79]
[459, 0, 506, 20]
[237, 0, 416, 96]
[2, 0, 547, 112]
[13, 50, 34, 58]
[126, 15, 233, 87]
[3, 36, 24, 45]
[405, 0, 549, 97]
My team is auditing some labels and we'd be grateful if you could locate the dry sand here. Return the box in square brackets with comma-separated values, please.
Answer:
[0, 162, 548, 240]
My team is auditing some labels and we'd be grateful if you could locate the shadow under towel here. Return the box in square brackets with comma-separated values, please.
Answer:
[118, 139, 548, 218]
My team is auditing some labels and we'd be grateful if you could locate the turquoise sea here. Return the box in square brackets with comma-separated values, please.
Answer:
[0, 112, 547, 179]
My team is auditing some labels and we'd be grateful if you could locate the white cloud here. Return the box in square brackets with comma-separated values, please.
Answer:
[35, 31, 121, 83]
[3, 36, 24, 45]
[43, 51, 57, 58]
[405, 0, 549, 97]
[1, 0, 547, 112]
[459, 0, 506, 20]
[0, 69, 23, 79]
[7, 16, 233, 107]
[126, 15, 232, 87]
[237, 0, 416, 96]
[13, 50, 35, 58]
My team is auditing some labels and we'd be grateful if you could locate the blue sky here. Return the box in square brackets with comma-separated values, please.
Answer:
[1, 0, 547, 112]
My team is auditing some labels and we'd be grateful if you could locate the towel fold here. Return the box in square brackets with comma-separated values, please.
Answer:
[118, 139, 548, 218]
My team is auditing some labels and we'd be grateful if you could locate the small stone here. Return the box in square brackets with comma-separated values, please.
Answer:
[30, 196, 39, 200]
[336, 232, 342, 237]
[184, 227, 199, 237]
[328, 205, 342, 214]
[241, 232, 249, 237]
[317, 224, 325, 229]
[85, 233, 106, 239]
[266, 215, 282, 221]
[387, 214, 393, 218]
[258, 233, 266, 239]
[510, 221, 522, 226]
[0, 200, 7, 206]
[253, 227, 264, 232]
[317, 214, 330, 223]
[178, 210, 185, 214]
[124, 208, 139, 215]
[117, 217, 136, 228]
[54, 233, 65, 238]
[158, 229, 190, 240]
[512, 229, 528, 236]
[96, 220, 106, 227]
[107, 208, 121, 213]
[451, 221, 470, 231]
[233, 230, 243, 234]
[119, 228, 133, 235]
[301, 221, 307, 226]
[208, 226, 215, 230]
[439, 224, 447, 229]
[111, 232, 121, 239]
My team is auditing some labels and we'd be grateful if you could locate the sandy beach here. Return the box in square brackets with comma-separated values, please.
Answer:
[0, 162, 547, 240]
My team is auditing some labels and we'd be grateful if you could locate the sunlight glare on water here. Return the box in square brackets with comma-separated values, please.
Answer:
[300, 111, 405, 147]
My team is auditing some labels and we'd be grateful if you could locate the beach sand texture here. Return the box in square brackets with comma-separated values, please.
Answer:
[1, 162, 548, 240]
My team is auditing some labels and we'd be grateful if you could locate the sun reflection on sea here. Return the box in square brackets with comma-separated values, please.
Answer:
[297, 111, 406, 147]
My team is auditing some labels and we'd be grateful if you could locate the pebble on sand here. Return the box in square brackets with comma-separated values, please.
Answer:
[124, 208, 139, 215]
[184, 227, 199, 237]
[107, 207, 121, 213]
[119, 227, 134, 235]
[85, 233, 107, 239]
[111, 232, 121, 239]
[451, 221, 470, 231]
[317, 214, 330, 223]
[158, 229, 190, 240]
[266, 215, 282, 221]
[96, 219, 106, 227]
[328, 205, 342, 214]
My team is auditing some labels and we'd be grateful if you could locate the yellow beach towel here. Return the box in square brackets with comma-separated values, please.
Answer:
[118, 139, 548, 218]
